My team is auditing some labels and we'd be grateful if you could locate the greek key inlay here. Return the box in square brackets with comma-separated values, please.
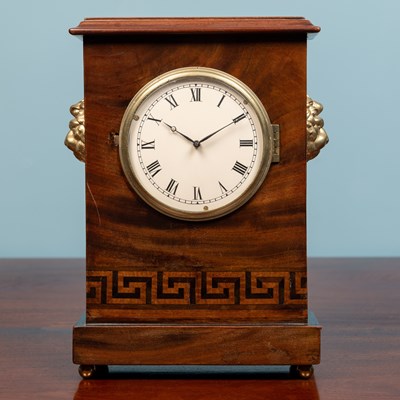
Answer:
[87, 271, 307, 306]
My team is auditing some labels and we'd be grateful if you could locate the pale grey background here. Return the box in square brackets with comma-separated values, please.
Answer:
[1, 0, 399, 258]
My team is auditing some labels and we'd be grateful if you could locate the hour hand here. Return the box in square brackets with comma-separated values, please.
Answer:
[163, 122, 199, 147]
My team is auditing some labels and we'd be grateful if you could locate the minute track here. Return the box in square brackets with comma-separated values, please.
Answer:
[121, 66, 272, 220]
[138, 83, 258, 206]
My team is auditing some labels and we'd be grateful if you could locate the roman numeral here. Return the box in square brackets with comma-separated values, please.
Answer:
[217, 95, 225, 108]
[146, 160, 162, 177]
[218, 181, 228, 194]
[240, 139, 253, 147]
[141, 140, 155, 150]
[165, 94, 178, 110]
[147, 114, 162, 125]
[233, 113, 246, 124]
[193, 186, 202, 200]
[166, 178, 179, 195]
[232, 161, 248, 176]
[190, 88, 201, 102]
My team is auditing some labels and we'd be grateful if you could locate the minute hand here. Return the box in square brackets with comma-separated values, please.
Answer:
[199, 113, 246, 144]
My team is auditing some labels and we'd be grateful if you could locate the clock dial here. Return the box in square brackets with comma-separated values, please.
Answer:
[119, 67, 273, 220]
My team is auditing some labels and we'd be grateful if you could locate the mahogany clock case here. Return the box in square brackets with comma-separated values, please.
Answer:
[70, 18, 321, 370]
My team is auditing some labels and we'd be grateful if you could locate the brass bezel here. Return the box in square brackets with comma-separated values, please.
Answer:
[119, 67, 273, 221]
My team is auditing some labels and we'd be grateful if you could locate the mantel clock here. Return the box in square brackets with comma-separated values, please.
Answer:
[65, 17, 328, 379]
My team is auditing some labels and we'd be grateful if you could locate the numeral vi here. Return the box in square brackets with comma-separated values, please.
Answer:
[193, 186, 202, 200]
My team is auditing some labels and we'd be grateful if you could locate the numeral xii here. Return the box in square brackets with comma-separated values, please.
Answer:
[190, 88, 201, 102]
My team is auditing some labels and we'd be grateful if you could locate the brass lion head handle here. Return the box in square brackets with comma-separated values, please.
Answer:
[65, 100, 85, 162]
[65, 96, 328, 163]
[306, 95, 329, 161]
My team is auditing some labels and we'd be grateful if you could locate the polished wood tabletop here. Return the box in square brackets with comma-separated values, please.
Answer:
[0, 258, 399, 399]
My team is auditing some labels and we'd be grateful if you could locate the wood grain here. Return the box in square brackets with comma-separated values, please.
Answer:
[1, 259, 399, 399]
[73, 315, 320, 366]
[70, 17, 320, 36]
[81, 19, 309, 324]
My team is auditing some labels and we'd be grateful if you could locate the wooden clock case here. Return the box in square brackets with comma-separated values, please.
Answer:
[70, 17, 321, 377]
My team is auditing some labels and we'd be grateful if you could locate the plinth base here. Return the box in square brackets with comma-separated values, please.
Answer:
[73, 312, 321, 378]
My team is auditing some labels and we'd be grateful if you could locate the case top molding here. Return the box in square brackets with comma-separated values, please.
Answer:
[69, 17, 320, 38]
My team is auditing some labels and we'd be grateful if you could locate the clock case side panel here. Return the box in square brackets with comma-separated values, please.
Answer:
[83, 33, 308, 324]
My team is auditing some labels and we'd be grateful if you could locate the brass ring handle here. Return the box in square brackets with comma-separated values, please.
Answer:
[65, 100, 85, 162]
[306, 96, 329, 161]
[64, 96, 328, 163]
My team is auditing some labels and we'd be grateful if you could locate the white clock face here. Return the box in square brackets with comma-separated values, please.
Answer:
[119, 67, 273, 220]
